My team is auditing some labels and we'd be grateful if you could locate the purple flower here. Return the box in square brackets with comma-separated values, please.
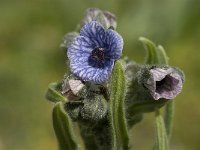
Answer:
[144, 68, 183, 100]
[67, 21, 123, 83]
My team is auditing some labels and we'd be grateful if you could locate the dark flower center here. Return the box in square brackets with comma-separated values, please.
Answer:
[91, 47, 105, 62]
[155, 75, 179, 94]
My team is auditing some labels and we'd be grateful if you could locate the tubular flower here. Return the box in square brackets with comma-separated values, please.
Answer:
[144, 67, 183, 100]
[67, 21, 123, 83]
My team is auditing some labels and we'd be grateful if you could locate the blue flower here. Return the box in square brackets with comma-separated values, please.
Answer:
[67, 21, 123, 83]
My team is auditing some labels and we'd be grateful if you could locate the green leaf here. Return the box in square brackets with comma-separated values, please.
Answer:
[154, 110, 168, 150]
[109, 60, 129, 150]
[164, 101, 174, 139]
[157, 45, 169, 65]
[53, 102, 80, 150]
[79, 124, 99, 150]
[139, 37, 169, 65]
[128, 99, 167, 115]
[45, 82, 67, 103]
[139, 37, 159, 64]
[127, 113, 143, 128]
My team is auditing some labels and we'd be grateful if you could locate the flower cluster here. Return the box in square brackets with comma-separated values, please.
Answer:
[62, 8, 184, 101]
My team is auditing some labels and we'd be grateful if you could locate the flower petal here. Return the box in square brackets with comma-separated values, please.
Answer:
[67, 36, 93, 60]
[80, 21, 106, 48]
[145, 68, 183, 100]
[71, 59, 114, 83]
[105, 29, 123, 59]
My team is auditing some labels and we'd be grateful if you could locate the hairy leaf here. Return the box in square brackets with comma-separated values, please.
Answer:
[53, 102, 79, 150]
[139, 37, 159, 64]
[109, 60, 129, 150]
[154, 110, 168, 150]
[46, 82, 67, 103]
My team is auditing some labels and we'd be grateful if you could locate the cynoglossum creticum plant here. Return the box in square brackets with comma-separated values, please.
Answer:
[45, 8, 185, 150]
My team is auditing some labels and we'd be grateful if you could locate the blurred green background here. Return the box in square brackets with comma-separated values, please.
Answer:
[0, 0, 199, 150]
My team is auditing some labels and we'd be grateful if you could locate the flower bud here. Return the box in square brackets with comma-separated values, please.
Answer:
[81, 8, 117, 29]
[80, 94, 108, 123]
[60, 32, 79, 49]
[143, 67, 184, 100]
[61, 75, 86, 100]
[62, 75, 108, 123]
[102, 11, 117, 29]
[65, 94, 108, 123]
[125, 64, 184, 117]
[81, 8, 101, 26]
[126, 64, 184, 102]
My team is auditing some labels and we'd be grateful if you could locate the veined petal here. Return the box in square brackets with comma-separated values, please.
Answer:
[80, 21, 106, 48]
[105, 29, 123, 59]
[145, 68, 183, 100]
[67, 36, 93, 60]
[71, 59, 114, 83]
